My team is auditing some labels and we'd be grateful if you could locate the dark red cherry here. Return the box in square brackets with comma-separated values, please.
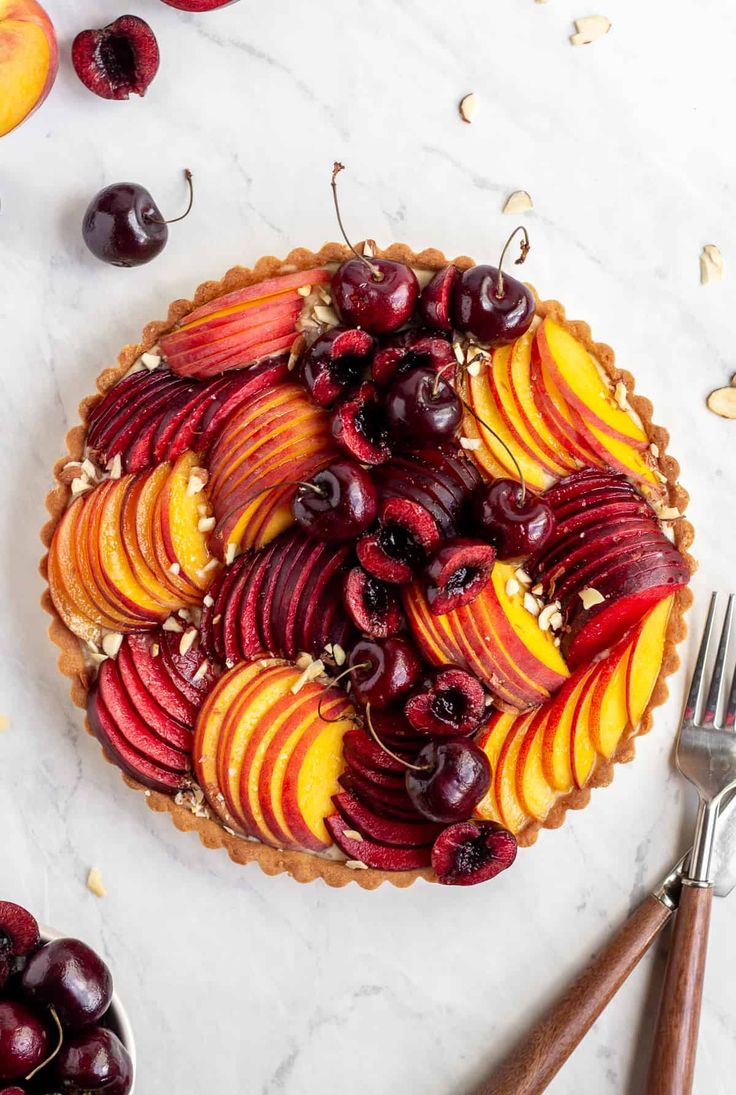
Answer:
[0, 1001, 48, 1082]
[405, 738, 491, 823]
[432, 820, 517, 885]
[54, 1027, 133, 1095]
[357, 498, 441, 584]
[20, 939, 112, 1031]
[300, 327, 374, 408]
[331, 258, 420, 335]
[371, 329, 455, 387]
[404, 665, 485, 736]
[348, 637, 422, 708]
[342, 567, 403, 638]
[82, 170, 193, 268]
[0, 1086, 27, 1094]
[472, 478, 556, 560]
[72, 16, 159, 100]
[419, 265, 459, 331]
[451, 264, 535, 347]
[330, 382, 392, 465]
[424, 538, 496, 614]
[0, 903, 40, 991]
[384, 366, 462, 443]
[292, 460, 377, 540]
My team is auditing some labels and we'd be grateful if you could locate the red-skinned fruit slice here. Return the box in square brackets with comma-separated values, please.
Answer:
[357, 497, 441, 583]
[424, 539, 496, 614]
[88, 688, 189, 793]
[332, 792, 442, 846]
[72, 16, 160, 100]
[404, 666, 485, 736]
[330, 382, 392, 465]
[300, 327, 374, 407]
[431, 820, 518, 885]
[325, 814, 432, 869]
[125, 632, 197, 725]
[94, 659, 191, 772]
[338, 772, 422, 820]
[342, 730, 408, 773]
[342, 566, 403, 638]
[418, 265, 459, 331]
[366, 707, 429, 752]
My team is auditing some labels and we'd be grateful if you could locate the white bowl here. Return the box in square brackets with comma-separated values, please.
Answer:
[40, 926, 136, 1089]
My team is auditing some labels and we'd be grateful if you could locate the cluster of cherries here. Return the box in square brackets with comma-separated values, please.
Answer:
[0, 903, 132, 1095]
[284, 172, 557, 878]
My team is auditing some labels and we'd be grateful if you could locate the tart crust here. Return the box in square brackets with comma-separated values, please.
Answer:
[39, 242, 695, 889]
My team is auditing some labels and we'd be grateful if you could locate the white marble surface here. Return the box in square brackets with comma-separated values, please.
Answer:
[1, 1, 736, 1092]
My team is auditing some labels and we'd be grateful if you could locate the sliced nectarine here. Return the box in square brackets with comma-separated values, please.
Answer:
[282, 699, 353, 851]
[159, 451, 218, 589]
[177, 269, 330, 329]
[626, 595, 672, 726]
[537, 319, 648, 450]
[570, 668, 600, 789]
[494, 713, 534, 833]
[516, 707, 557, 820]
[541, 668, 595, 793]
[466, 361, 551, 491]
[509, 330, 578, 474]
[489, 563, 569, 690]
[588, 642, 632, 759]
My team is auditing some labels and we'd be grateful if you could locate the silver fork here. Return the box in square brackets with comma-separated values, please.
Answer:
[647, 592, 736, 1095]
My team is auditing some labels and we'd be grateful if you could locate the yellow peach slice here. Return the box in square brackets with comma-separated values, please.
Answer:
[286, 708, 353, 849]
[160, 452, 217, 589]
[516, 708, 557, 820]
[589, 643, 632, 759]
[627, 595, 672, 725]
[491, 563, 570, 684]
[466, 365, 551, 491]
[574, 414, 659, 487]
[475, 712, 517, 824]
[491, 341, 571, 477]
[570, 670, 600, 789]
[98, 477, 167, 620]
[494, 713, 534, 833]
[541, 668, 595, 793]
[538, 319, 648, 449]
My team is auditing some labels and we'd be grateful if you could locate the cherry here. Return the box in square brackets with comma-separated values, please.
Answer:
[403, 666, 485, 736]
[330, 382, 392, 465]
[342, 567, 403, 638]
[292, 460, 377, 540]
[431, 820, 517, 885]
[82, 169, 194, 268]
[0, 1087, 27, 1094]
[162, 0, 239, 9]
[472, 478, 556, 560]
[371, 329, 455, 387]
[328, 164, 419, 335]
[20, 939, 112, 1031]
[357, 498, 441, 584]
[348, 637, 422, 708]
[0, 904, 40, 989]
[405, 739, 490, 823]
[72, 16, 159, 100]
[424, 539, 496, 614]
[419, 265, 459, 332]
[54, 1027, 132, 1095]
[300, 327, 374, 408]
[0, 1001, 48, 1082]
[451, 227, 535, 347]
[384, 366, 461, 443]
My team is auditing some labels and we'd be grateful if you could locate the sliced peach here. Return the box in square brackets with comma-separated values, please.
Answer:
[589, 642, 632, 759]
[475, 711, 517, 823]
[0, 0, 58, 137]
[489, 563, 570, 689]
[176, 269, 330, 329]
[97, 476, 167, 621]
[490, 342, 571, 478]
[494, 713, 534, 833]
[509, 330, 578, 473]
[466, 363, 551, 491]
[78, 482, 148, 630]
[456, 410, 510, 479]
[541, 668, 595, 792]
[626, 595, 672, 725]
[120, 475, 181, 613]
[529, 343, 604, 467]
[570, 409, 659, 487]
[570, 668, 601, 789]
[516, 707, 557, 820]
[159, 451, 218, 589]
[47, 502, 109, 643]
[537, 319, 648, 450]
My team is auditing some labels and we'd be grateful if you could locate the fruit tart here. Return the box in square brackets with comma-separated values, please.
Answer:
[41, 228, 694, 889]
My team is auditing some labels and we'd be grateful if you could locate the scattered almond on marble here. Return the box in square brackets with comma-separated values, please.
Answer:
[86, 867, 107, 898]
[459, 93, 478, 124]
[0, 715, 9, 733]
[570, 15, 611, 45]
[503, 190, 533, 215]
[700, 244, 724, 285]
[707, 386, 736, 419]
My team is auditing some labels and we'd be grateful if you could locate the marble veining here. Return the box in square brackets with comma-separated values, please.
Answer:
[2, 1, 736, 1092]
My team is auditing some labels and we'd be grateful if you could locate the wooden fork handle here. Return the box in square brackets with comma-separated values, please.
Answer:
[646, 882, 713, 1095]
[475, 894, 671, 1095]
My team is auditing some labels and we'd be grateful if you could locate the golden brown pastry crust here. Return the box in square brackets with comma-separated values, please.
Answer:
[39, 242, 695, 889]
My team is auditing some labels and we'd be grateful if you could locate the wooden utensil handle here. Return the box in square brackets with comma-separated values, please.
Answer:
[646, 882, 713, 1095]
[475, 894, 671, 1095]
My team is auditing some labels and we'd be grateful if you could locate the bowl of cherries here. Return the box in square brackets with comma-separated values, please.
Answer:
[0, 902, 134, 1095]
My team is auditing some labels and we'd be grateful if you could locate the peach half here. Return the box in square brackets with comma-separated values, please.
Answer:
[0, 0, 58, 138]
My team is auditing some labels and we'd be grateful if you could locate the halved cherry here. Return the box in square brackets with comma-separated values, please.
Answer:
[419, 265, 459, 331]
[371, 329, 455, 386]
[424, 538, 496, 614]
[342, 566, 403, 638]
[404, 665, 485, 736]
[300, 327, 374, 407]
[330, 382, 392, 465]
[431, 820, 518, 885]
[357, 498, 441, 583]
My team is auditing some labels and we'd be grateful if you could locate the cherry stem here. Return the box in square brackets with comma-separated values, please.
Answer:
[331, 163, 384, 282]
[317, 661, 371, 723]
[431, 360, 457, 399]
[146, 169, 195, 227]
[496, 224, 530, 299]
[364, 704, 431, 772]
[26, 1007, 63, 1081]
[458, 390, 527, 505]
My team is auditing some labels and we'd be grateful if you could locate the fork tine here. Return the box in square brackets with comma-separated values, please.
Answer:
[683, 592, 718, 724]
[726, 660, 736, 731]
[703, 593, 735, 728]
